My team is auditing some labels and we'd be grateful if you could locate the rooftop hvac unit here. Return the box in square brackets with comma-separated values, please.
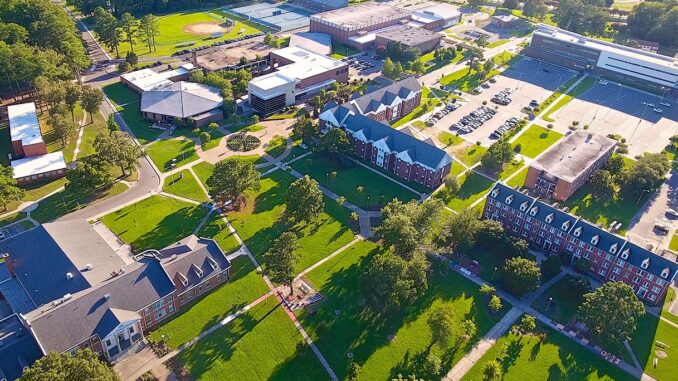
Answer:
[85, 263, 93, 271]
[66, 272, 73, 281]
[104, 293, 111, 301]
[63, 293, 72, 301]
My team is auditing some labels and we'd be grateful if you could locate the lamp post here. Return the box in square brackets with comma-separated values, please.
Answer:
[492, 266, 498, 280]
[546, 296, 553, 311]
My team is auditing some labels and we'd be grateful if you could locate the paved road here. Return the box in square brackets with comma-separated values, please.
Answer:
[626, 171, 678, 251]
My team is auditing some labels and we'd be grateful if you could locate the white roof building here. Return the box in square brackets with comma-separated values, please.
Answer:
[8, 102, 43, 146]
[11, 152, 67, 179]
[272, 46, 345, 81]
[140, 81, 224, 119]
[121, 64, 195, 92]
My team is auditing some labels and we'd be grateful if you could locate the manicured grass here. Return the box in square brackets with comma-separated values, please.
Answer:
[454, 144, 487, 167]
[78, 110, 109, 159]
[198, 214, 240, 254]
[438, 131, 464, 147]
[564, 185, 648, 234]
[630, 314, 677, 381]
[265, 135, 287, 158]
[506, 167, 528, 188]
[163, 170, 209, 203]
[200, 130, 225, 151]
[101, 195, 208, 252]
[536, 74, 581, 116]
[103, 10, 265, 58]
[669, 234, 678, 251]
[297, 240, 506, 380]
[102, 83, 160, 144]
[31, 182, 128, 223]
[227, 170, 355, 274]
[511, 125, 563, 158]
[461, 326, 636, 381]
[437, 172, 494, 212]
[391, 87, 440, 128]
[450, 161, 466, 176]
[179, 296, 328, 381]
[225, 123, 265, 133]
[193, 161, 216, 191]
[147, 138, 199, 172]
[39, 106, 82, 163]
[498, 160, 525, 181]
[532, 274, 583, 324]
[440, 52, 517, 92]
[542, 76, 597, 122]
[0, 212, 27, 228]
[147, 257, 268, 349]
[487, 38, 509, 48]
[660, 287, 678, 325]
[290, 153, 418, 209]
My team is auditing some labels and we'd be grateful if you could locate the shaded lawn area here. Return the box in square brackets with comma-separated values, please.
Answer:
[39, 106, 82, 163]
[660, 287, 678, 326]
[101, 195, 208, 252]
[512, 125, 563, 158]
[506, 167, 528, 188]
[227, 170, 355, 274]
[290, 153, 418, 209]
[179, 297, 328, 381]
[78, 109, 108, 159]
[103, 83, 160, 144]
[265, 135, 287, 158]
[197, 213, 241, 254]
[0, 212, 27, 228]
[297, 240, 506, 381]
[630, 314, 677, 381]
[439, 52, 517, 92]
[498, 160, 526, 181]
[391, 87, 440, 128]
[563, 185, 648, 234]
[32, 182, 128, 223]
[163, 170, 209, 203]
[438, 131, 464, 148]
[531, 274, 583, 325]
[460, 326, 636, 381]
[201, 130, 225, 151]
[453, 144, 487, 167]
[147, 138, 199, 172]
[465, 245, 536, 281]
[437, 172, 493, 212]
[148, 257, 269, 349]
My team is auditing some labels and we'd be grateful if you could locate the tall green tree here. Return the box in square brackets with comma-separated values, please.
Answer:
[65, 155, 113, 195]
[481, 138, 514, 172]
[362, 252, 428, 310]
[465, 47, 484, 75]
[119, 12, 138, 53]
[63, 81, 81, 123]
[427, 307, 454, 347]
[285, 175, 324, 223]
[140, 14, 160, 52]
[590, 169, 615, 200]
[316, 128, 353, 161]
[93, 131, 142, 176]
[0, 165, 24, 211]
[19, 349, 119, 381]
[206, 157, 261, 208]
[92, 7, 121, 57]
[264, 231, 299, 295]
[106, 114, 120, 133]
[523, 0, 549, 20]
[80, 86, 104, 123]
[622, 153, 670, 197]
[482, 360, 502, 381]
[501, 257, 541, 296]
[292, 116, 318, 143]
[48, 110, 74, 147]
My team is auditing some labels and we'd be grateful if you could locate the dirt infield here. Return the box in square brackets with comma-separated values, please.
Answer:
[183, 22, 230, 35]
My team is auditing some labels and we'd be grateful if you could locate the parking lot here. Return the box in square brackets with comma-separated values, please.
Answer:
[430, 57, 576, 146]
[547, 80, 678, 156]
[342, 53, 384, 79]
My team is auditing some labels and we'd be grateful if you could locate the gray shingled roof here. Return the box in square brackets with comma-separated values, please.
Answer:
[0, 315, 42, 381]
[350, 76, 421, 114]
[140, 81, 223, 119]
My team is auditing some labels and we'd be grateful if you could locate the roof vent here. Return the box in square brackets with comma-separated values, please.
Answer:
[104, 293, 111, 301]
[169, 254, 178, 262]
[85, 264, 93, 271]
[66, 272, 73, 282]
[63, 293, 72, 301]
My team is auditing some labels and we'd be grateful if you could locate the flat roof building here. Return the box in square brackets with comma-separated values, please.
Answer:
[120, 64, 194, 93]
[192, 41, 275, 73]
[7, 102, 47, 159]
[11, 152, 68, 185]
[374, 25, 442, 53]
[490, 14, 519, 28]
[524, 131, 617, 201]
[410, 2, 461, 30]
[526, 24, 678, 91]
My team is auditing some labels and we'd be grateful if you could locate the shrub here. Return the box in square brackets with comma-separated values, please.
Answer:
[117, 61, 131, 73]
[513, 143, 522, 153]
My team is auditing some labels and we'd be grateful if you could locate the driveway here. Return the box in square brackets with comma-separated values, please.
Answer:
[626, 171, 678, 251]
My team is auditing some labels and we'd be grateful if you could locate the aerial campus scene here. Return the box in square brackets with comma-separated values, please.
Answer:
[0, 0, 677, 380]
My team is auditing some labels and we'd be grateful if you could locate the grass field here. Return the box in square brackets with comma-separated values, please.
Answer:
[179, 296, 328, 381]
[197, 214, 241, 255]
[102, 83, 160, 144]
[461, 325, 636, 381]
[0, 212, 27, 229]
[450, 161, 466, 176]
[103, 9, 265, 58]
[564, 185, 648, 234]
[438, 131, 464, 147]
[630, 314, 677, 381]
[296, 240, 506, 380]
[163, 170, 209, 202]
[454, 144, 487, 167]
[192, 156, 263, 192]
[290, 153, 418, 209]
[102, 195, 208, 252]
[31, 182, 128, 223]
[148, 257, 268, 349]
[439, 52, 517, 92]
[660, 287, 678, 325]
[438, 172, 494, 212]
[542, 76, 597, 122]
[147, 138, 199, 172]
[511, 125, 563, 158]
[227, 170, 355, 274]
[78, 110, 108, 159]
[265, 135, 287, 158]
[532, 274, 584, 324]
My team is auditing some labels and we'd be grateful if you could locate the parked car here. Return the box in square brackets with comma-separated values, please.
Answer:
[660, 101, 671, 107]
[654, 222, 671, 234]
[598, 79, 608, 85]
[653, 108, 664, 114]
[666, 208, 678, 218]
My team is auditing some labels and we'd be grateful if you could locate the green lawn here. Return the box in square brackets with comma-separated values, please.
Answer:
[163, 170, 209, 203]
[487, 38, 509, 48]
[532, 274, 584, 324]
[199, 130, 225, 151]
[454, 144, 487, 167]
[438, 172, 494, 212]
[498, 160, 525, 181]
[290, 153, 418, 209]
[31, 182, 128, 223]
[148, 257, 268, 349]
[438, 131, 464, 147]
[179, 296, 328, 381]
[192, 156, 263, 192]
[506, 167, 528, 188]
[103, 9, 265, 58]
[660, 287, 678, 325]
[450, 161, 466, 176]
[461, 325, 636, 381]
[225, 123, 265, 134]
[265, 135, 287, 158]
[564, 185, 648, 234]
[542, 76, 597, 122]
[511, 125, 563, 158]
[147, 138, 199, 172]
[669, 234, 678, 251]
[0, 212, 27, 228]
[101, 195, 208, 252]
[197, 214, 241, 255]
[391, 87, 440, 128]
[440, 52, 517, 92]
[78, 109, 109, 159]
[630, 314, 677, 381]
[296, 240, 506, 380]
[102, 83, 160, 144]
[227, 170, 355, 274]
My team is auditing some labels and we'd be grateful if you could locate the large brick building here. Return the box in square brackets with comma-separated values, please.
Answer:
[524, 131, 616, 201]
[484, 183, 678, 305]
[319, 77, 452, 189]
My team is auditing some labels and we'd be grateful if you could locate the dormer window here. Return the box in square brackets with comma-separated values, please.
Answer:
[207, 257, 218, 271]
[520, 202, 529, 212]
[641, 258, 650, 269]
[192, 264, 204, 278]
[491, 189, 500, 198]
[561, 221, 570, 231]
[621, 249, 630, 260]
[529, 206, 538, 216]
[573, 227, 582, 237]
[590, 235, 599, 245]
[545, 213, 554, 223]
[505, 195, 514, 205]
[609, 243, 618, 254]
[178, 272, 189, 287]
[661, 268, 670, 279]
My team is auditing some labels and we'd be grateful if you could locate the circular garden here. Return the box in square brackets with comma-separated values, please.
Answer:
[226, 133, 260, 152]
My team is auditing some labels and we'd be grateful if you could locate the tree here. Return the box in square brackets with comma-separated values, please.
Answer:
[120, 12, 138, 53]
[555, 0, 610, 36]
[424, 353, 442, 376]
[410, 59, 425, 75]
[0, 165, 24, 211]
[375, 214, 419, 258]
[286, 175, 324, 223]
[65, 155, 113, 195]
[0, 22, 28, 45]
[461, 319, 478, 340]
[347, 361, 361, 380]
[106, 114, 119, 133]
[125, 51, 138, 66]
[94, 131, 142, 176]
[476, 219, 505, 250]
[523, 0, 549, 20]
[63, 81, 81, 123]
[604, 155, 625, 178]
[540, 255, 562, 280]
[292, 116, 318, 143]
[19, 349, 119, 381]
[377, 199, 444, 258]
[516, 314, 537, 336]
[481, 139, 514, 172]
[468, 0, 486, 7]
[208, 122, 219, 131]
[80, 85, 104, 123]
[140, 14, 160, 52]
[440, 210, 481, 254]
[382, 57, 395, 78]
[428, 307, 454, 347]
[199, 131, 211, 146]
[464, 47, 484, 75]
[92, 7, 121, 57]
[207, 158, 261, 208]
[316, 128, 352, 161]
[444, 175, 460, 197]
[503, 0, 520, 9]
[590, 169, 615, 200]
[393, 62, 404, 79]
[48, 111, 74, 147]
[501, 257, 541, 296]
[504, 236, 529, 258]
[482, 360, 502, 381]
[264, 232, 299, 295]
[622, 153, 670, 197]
[476, 34, 489, 48]
[362, 252, 428, 310]
[489, 295, 503, 313]
[479, 284, 496, 296]
[627, 2, 666, 41]
[251, 114, 260, 124]
[578, 282, 645, 347]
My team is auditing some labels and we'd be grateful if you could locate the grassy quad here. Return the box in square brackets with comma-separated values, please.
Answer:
[102, 83, 161, 144]
[629, 314, 677, 381]
[192, 156, 264, 191]
[146, 138, 199, 172]
[31, 182, 129, 223]
[101, 195, 208, 252]
[453, 144, 487, 167]
[437, 172, 494, 212]
[162, 170, 209, 203]
[296, 240, 507, 380]
[179, 296, 329, 381]
[506, 167, 528, 188]
[227, 170, 355, 274]
[511, 125, 563, 158]
[197, 214, 241, 255]
[147, 257, 269, 349]
[460, 325, 636, 381]
[290, 153, 419, 209]
[531, 274, 584, 324]
[563, 184, 646, 235]
[660, 288, 678, 325]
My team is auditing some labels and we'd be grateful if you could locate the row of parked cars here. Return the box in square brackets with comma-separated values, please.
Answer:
[451, 106, 497, 134]
[490, 117, 521, 139]
[425, 102, 462, 126]
[491, 87, 513, 105]
[171, 32, 265, 56]
[342, 57, 376, 71]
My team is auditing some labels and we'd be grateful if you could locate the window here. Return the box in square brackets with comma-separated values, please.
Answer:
[609, 275, 617, 281]
[168, 304, 175, 314]
[602, 261, 609, 268]
[649, 294, 657, 302]
[617, 259, 624, 266]
[583, 252, 590, 259]
[633, 276, 640, 283]
[154, 309, 166, 321]
[598, 269, 606, 276]
[652, 286, 661, 293]
[637, 269, 645, 276]
[154, 300, 165, 310]
[613, 267, 621, 274]
[647, 274, 654, 281]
